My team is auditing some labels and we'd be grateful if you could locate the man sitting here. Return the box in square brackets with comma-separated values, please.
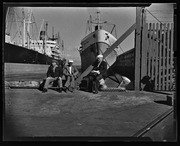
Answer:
[63, 59, 79, 92]
[42, 60, 63, 93]
[88, 54, 107, 94]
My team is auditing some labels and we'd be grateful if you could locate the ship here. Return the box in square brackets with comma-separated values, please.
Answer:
[77, 11, 136, 90]
[78, 11, 120, 73]
[4, 7, 65, 65]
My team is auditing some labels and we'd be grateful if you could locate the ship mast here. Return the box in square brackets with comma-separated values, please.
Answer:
[45, 21, 48, 55]
[96, 11, 101, 30]
[27, 8, 32, 49]
[92, 11, 105, 31]
[22, 8, 26, 47]
[22, 8, 33, 48]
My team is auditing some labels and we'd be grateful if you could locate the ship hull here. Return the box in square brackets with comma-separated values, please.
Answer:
[80, 29, 118, 72]
[80, 29, 135, 86]
[109, 48, 135, 81]
[4, 43, 62, 65]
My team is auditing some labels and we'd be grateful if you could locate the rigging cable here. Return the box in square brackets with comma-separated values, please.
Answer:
[145, 8, 169, 30]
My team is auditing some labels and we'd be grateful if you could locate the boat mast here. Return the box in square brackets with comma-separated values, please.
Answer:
[96, 11, 100, 30]
[44, 21, 48, 55]
[52, 26, 54, 40]
[95, 11, 102, 30]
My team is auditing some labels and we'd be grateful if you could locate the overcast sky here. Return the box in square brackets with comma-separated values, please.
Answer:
[9, 3, 174, 65]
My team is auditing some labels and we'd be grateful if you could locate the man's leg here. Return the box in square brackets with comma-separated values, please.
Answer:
[97, 75, 107, 89]
[70, 76, 75, 88]
[88, 75, 95, 92]
[64, 76, 71, 88]
[43, 77, 56, 92]
[57, 77, 63, 92]
[57, 77, 63, 88]
[92, 74, 101, 94]
[93, 79, 99, 94]
[118, 76, 131, 89]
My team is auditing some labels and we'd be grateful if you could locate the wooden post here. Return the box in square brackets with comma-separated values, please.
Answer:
[166, 23, 170, 90]
[169, 23, 174, 89]
[135, 7, 142, 91]
[158, 24, 163, 90]
[151, 23, 156, 80]
[155, 23, 159, 90]
[162, 23, 166, 90]
[147, 23, 152, 77]
[141, 10, 148, 83]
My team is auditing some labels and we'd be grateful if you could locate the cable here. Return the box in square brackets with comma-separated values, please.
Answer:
[145, 9, 169, 30]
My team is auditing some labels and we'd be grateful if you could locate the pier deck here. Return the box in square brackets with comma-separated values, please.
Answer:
[3, 63, 175, 141]
[4, 88, 173, 140]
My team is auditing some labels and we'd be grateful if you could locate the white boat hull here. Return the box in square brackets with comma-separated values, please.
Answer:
[80, 29, 119, 72]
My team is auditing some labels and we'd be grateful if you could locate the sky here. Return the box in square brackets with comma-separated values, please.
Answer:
[26, 7, 137, 65]
[8, 3, 174, 65]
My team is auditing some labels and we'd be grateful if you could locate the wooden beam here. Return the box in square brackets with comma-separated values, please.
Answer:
[148, 23, 152, 77]
[155, 23, 159, 90]
[135, 7, 142, 91]
[162, 23, 167, 90]
[166, 23, 170, 90]
[169, 23, 174, 89]
[141, 10, 148, 83]
[158, 24, 163, 90]
[103, 23, 136, 59]
[151, 23, 156, 80]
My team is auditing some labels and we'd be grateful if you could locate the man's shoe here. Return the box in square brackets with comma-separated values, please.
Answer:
[118, 86, 126, 91]
[58, 88, 62, 93]
[64, 87, 67, 93]
[42, 88, 47, 93]
[69, 87, 74, 92]
[93, 90, 98, 94]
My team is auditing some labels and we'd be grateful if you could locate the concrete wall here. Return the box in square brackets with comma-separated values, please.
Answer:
[4, 63, 49, 75]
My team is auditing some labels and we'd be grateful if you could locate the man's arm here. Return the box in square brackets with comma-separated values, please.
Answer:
[58, 66, 63, 78]
[73, 66, 79, 77]
[99, 61, 107, 75]
[47, 66, 51, 77]
[63, 66, 70, 76]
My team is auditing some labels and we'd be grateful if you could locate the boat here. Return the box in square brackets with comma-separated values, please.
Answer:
[78, 11, 135, 90]
[4, 7, 65, 65]
[78, 11, 120, 73]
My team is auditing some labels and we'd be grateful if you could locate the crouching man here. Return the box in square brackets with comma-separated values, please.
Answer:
[42, 60, 63, 93]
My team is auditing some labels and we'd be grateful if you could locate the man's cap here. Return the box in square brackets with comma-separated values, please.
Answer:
[97, 54, 103, 58]
[52, 59, 58, 63]
[68, 59, 74, 63]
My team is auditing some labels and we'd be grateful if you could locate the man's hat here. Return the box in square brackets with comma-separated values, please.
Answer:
[52, 59, 58, 64]
[97, 54, 103, 58]
[68, 59, 74, 63]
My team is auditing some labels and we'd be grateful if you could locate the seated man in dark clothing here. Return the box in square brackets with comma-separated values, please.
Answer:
[88, 54, 107, 94]
[42, 60, 63, 93]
